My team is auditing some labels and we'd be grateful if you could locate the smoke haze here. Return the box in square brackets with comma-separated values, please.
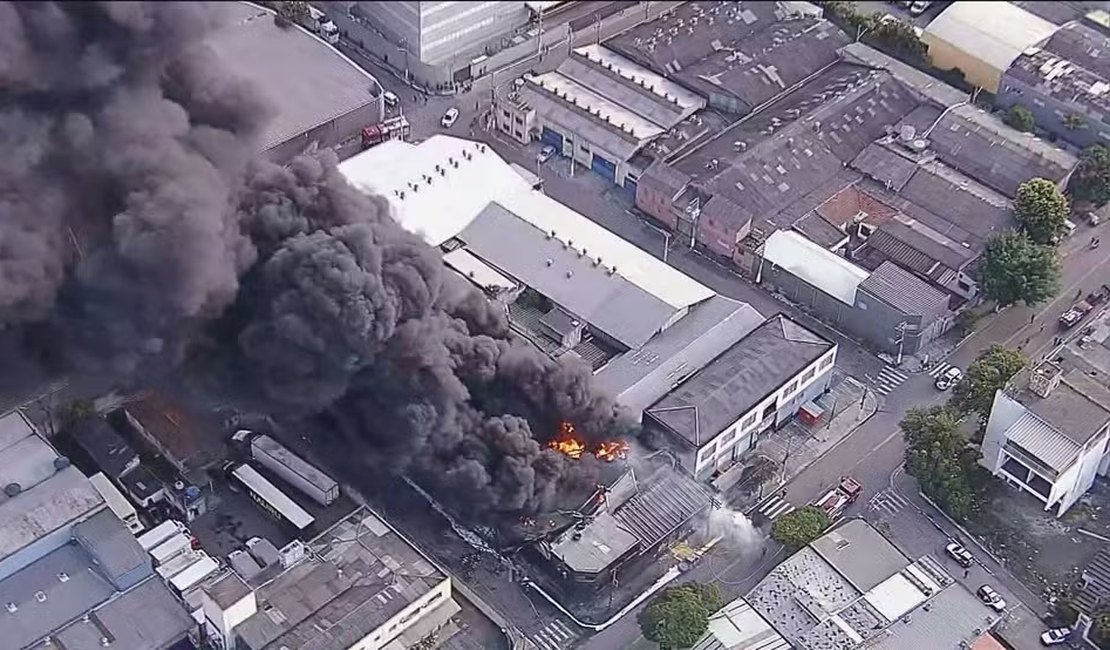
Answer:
[0, 1, 627, 517]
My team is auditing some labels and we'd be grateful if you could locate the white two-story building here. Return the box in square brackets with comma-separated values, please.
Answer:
[980, 316, 1110, 517]
[643, 315, 837, 482]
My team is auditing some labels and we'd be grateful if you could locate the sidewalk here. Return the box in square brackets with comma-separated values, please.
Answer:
[729, 373, 878, 508]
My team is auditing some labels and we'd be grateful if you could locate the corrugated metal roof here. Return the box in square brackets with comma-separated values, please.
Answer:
[923, 2, 1059, 73]
[613, 470, 710, 548]
[763, 230, 869, 306]
[858, 261, 949, 317]
[1005, 411, 1081, 472]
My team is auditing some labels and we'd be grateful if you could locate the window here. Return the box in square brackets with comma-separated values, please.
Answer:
[802, 367, 816, 383]
[761, 402, 775, 421]
[957, 279, 971, 291]
[699, 445, 715, 462]
[514, 115, 524, 125]
[742, 411, 758, 429]
[782, 380, 799, 399]
[502, 109, 511, 119]
[721, 429, 736, 444]
[820, 354, 833, 370]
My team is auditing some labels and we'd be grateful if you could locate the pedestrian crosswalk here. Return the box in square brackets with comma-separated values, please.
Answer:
[756, 495, 796, 521]
[867, 489, 910, 516]
[873, 365, 909, 396]
[530, 619, 578, 650]
[927, 361, 958, 378]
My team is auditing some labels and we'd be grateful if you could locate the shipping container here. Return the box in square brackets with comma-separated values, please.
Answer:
[156, 550, 202, 581]
[230, 463, 315, 531]
[137, 519, 188, 551]
[169, 553, 218, 592]
[88, 472, 144, 534]
[249, 434, 339, 506]
[150, 532, 192, 566]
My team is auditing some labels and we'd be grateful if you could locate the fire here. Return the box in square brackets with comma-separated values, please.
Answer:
[547, 422, 629, 462]
[595, 440, 630, 462]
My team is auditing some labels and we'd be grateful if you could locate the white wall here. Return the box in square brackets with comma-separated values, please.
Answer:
[979, 391, 1026, 473]
[693, 346, 837, 475]
[352, 578, 452, 649]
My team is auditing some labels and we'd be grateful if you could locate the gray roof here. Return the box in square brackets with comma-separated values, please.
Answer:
[234, 508, 447, 650]
[549, 511, 638, 574]
[0, 430, 63, 502]
[117, 464, 163, 501]
[678, 18, 849, 109]
[71, 418, 138, 480]
[460, 202, 678, 349]
[899, 161, 1014, 246]
[51, 577, 195, 650]
[639, 160, 692, 200]
[1006, 22, 1110, 121]
[557, 53, 689, 128]
[73, 509, 152, 591]
[593, 296, 766, 414]
[792, 212, 846, 248]
[810, 519, 910, 593]
[0, 543, 116, 649]
[1010, 366, 1110, 450]
[205, 572, 254, 609]
[850, 142, 920, 191]
[865, 218, 973, 283]
[0, 411, 37, 453]
[858, 261, 949, 318]
[1004, 410, 1083, 474]
[207, 3, 380, 152]
[0, 466, 104, 567]
[612, 469, 711, 548]
[647, 315, 833, 447]
[867, 582, 1001, 650]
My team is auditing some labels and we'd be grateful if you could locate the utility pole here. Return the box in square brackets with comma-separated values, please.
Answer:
[663, 231, 671, 263]
[894, 321, 908, 366]
[684, 196, 701, 250]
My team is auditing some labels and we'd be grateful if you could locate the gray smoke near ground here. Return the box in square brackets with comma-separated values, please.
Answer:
[0, 1, 629, 517]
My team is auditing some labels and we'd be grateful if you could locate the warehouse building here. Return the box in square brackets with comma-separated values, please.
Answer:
[208, 2, 385, 161]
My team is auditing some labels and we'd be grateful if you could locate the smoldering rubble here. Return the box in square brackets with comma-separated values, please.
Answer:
[0, 1, 627, 517]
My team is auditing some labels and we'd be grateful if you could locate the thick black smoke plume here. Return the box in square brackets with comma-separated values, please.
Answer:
[1, 2, 628, 517]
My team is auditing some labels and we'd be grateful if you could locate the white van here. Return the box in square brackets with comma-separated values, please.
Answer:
[382, 91, 399, 108]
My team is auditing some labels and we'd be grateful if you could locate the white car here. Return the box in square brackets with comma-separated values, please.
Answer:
[935, 366, 963, 391]
[944, 542, 974, 568]
[441, 107, 460, 128]
[1041, 627, 1071, 645]
[976, 585, 1006, 612]
[537, 144, 557, 164]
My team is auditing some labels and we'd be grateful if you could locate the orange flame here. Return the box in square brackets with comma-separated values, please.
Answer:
[548, 422, 629, 462]
[595, 440, 630, 462]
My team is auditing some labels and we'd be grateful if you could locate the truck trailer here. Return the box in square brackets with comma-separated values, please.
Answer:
[235, 431, 339, 506]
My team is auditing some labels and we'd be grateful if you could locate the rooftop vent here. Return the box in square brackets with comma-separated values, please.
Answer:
[899, 125, 916, 142]
[5, 602, 15, 613]
[58, 572, 69, 583]
[54, 457, 70, 471]
[3, 483, 20, 497]
[1029, 361, 1064, 398]
[566, 271, 573, 278]
[545, 259, 554, 266]
[35, 591, 46, 603]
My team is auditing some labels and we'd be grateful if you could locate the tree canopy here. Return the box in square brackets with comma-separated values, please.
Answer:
[1070, 144, 1110, 206]
[771, 506, 831, 551]
[980, 232, 1060, 307]
[902, 406, 981, 520]
[1015, 178, 1070, 244]
[1004, 105, 1035, 132]
[638, 583, 723, 649]
[950, 345, 1027, 423]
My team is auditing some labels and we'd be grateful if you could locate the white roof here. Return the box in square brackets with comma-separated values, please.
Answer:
[762, 230, 868, 306]
[442, 248, 517, 292]
[924, 2, 1058, 72]
[339, 135, 714, 311]
[696, 597, 790, 650]
[532, 71, 666, 141]
[574, 44, 706, 112]
[863, 572, 929, 621]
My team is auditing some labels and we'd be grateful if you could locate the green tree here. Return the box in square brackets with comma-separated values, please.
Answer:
[865, 16, 927, 65]
[59, 399, 96, 432]
[1070, 144, 1110, 206]
[901, 406, 980, 520]
[771, 506, 831, 550]
[950, 345, 1027, 422]
[638, 583, 723, 649]
[1004, 105, 1035, 132]
[980, 232, 1060, 307]
[1014, 178, 1070, 244]
[273, 1, 309, 28]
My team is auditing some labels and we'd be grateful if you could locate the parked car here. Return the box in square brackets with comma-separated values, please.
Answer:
[538, 144, 557, 164]
[441, 107, 460, 128]
[935, 366, 963, 391]
[909, 0, 933, 15]
[1040, 627, 1071, 645]
[977, 585, 1007, 611]
[944, 542, 974, 568]
[382, 90, 399, 108]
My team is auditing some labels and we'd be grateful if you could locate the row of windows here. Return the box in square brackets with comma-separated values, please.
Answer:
[697, 353, 834, 465]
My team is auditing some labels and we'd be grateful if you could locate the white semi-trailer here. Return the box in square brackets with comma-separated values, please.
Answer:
[235, 431, 339, 506]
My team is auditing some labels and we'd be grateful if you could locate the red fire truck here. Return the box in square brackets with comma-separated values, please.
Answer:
[361, 115, 411, 149]
[814, 476, 863, 518]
